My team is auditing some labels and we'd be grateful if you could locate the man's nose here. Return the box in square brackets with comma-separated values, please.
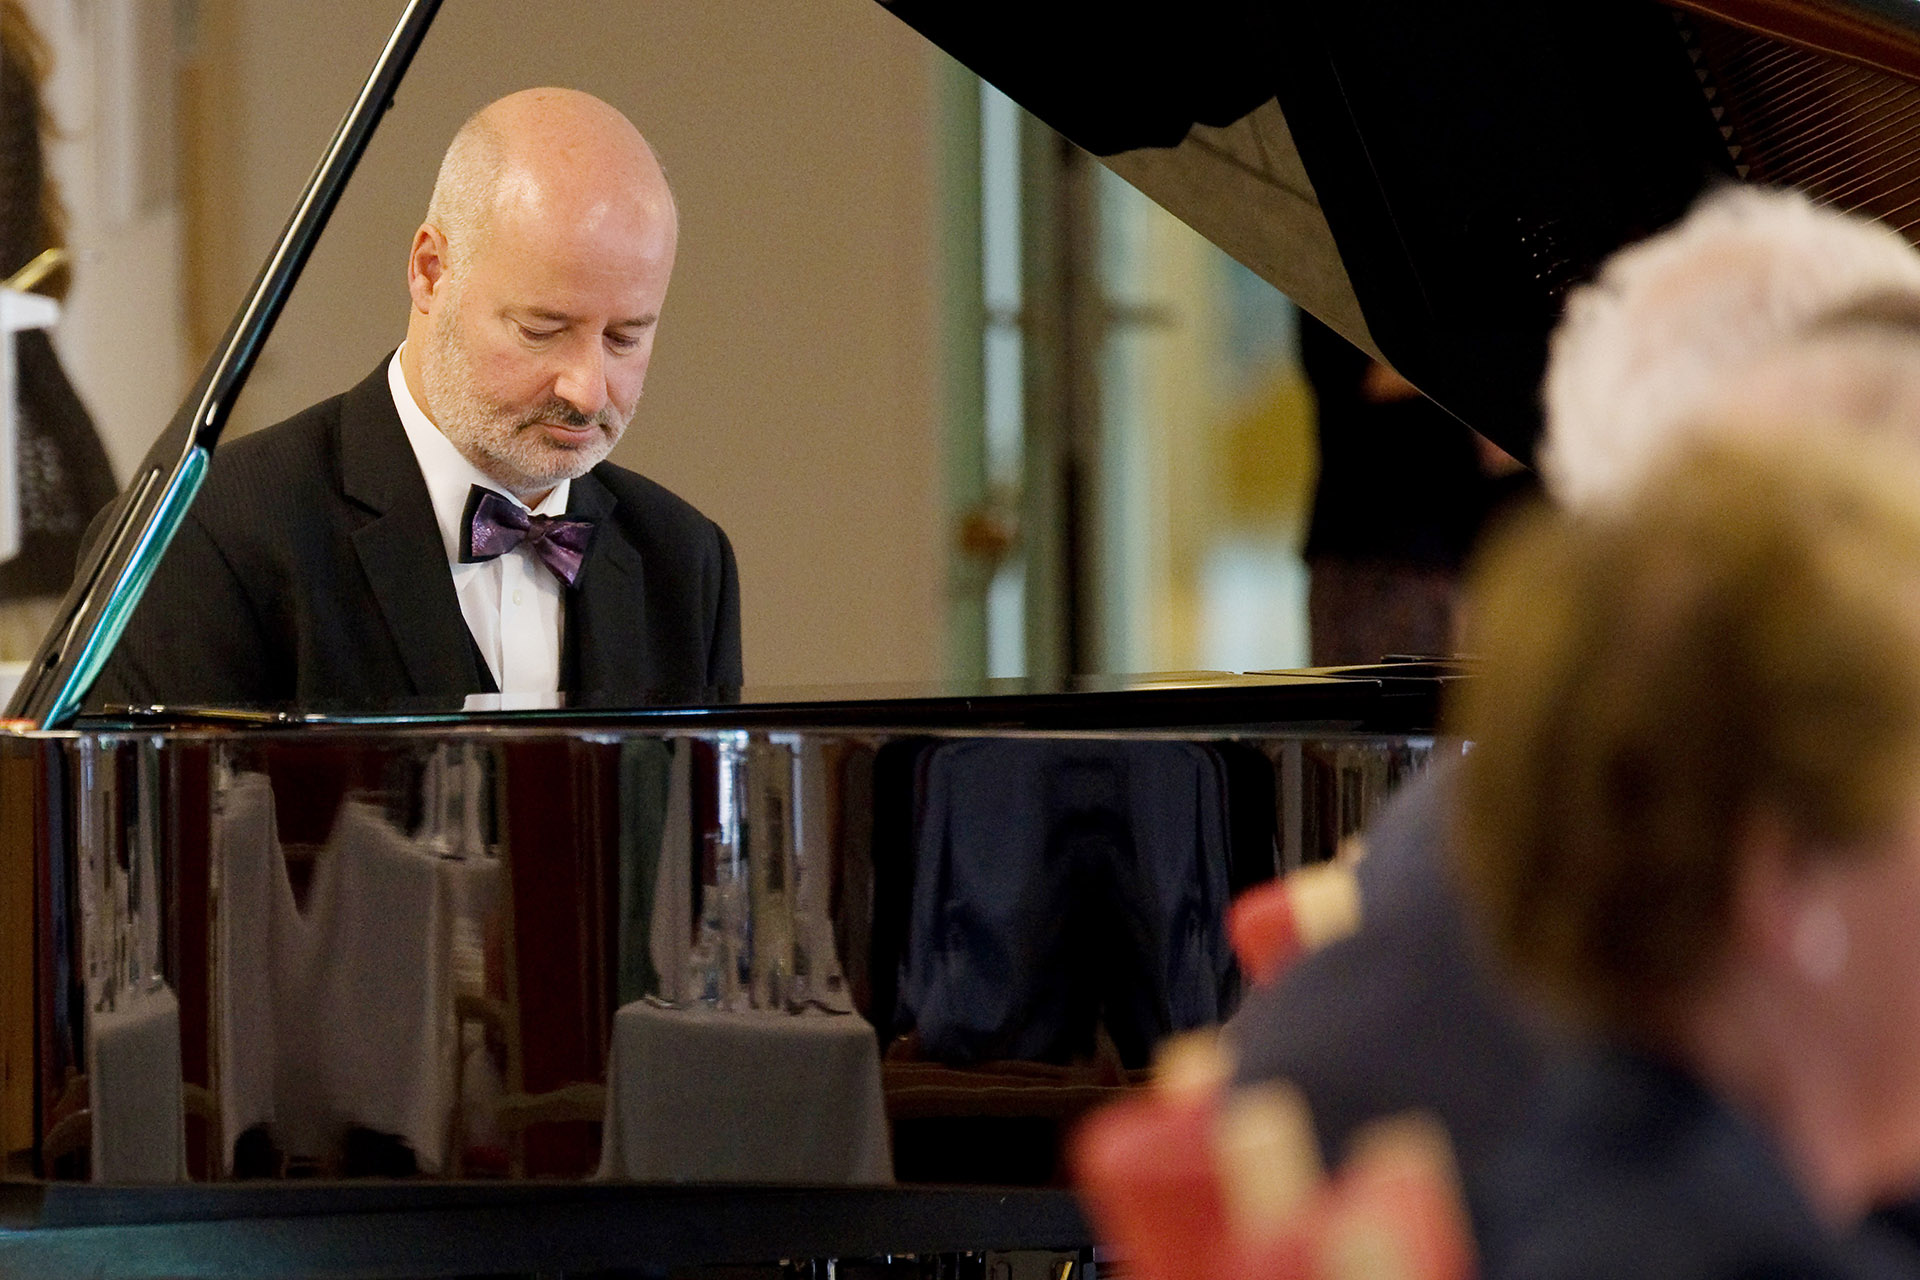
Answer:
[553, 342, 610, 417]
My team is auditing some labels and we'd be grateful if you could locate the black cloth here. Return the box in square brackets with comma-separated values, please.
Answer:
[1224, 757, 1549, 1209]
[0, 29, 44, 274]
[2, 24, 118, 599]
[1478, 1045, 1920, 1280]
[1300, 314, 1527, 570]
[896, 738, 1238, 1068]
[2, 330, 118, 597]
[92, 361, 742, 709]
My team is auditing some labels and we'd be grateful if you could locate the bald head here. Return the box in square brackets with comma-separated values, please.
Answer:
[425, 88, 674, 275]
[402, 89, 679, 500]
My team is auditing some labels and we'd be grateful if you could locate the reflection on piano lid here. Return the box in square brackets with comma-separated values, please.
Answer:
[879, 0, 1920, 464]
[77, 660, 1468, 733]
[9, 684, 1446, 1186]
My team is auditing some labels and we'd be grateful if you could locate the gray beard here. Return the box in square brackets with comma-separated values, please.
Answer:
[418, 308, 627, 497]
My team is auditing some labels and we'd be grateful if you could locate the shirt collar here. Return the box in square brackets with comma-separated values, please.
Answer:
[387, 347, 571, 566]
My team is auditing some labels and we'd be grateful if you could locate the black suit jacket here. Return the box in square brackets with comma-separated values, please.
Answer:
[94, 361, 742, 709]
[1478, 1046, 1920, 1279]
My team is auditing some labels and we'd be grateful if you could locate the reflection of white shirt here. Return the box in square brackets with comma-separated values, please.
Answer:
[388, 349, 569, 694]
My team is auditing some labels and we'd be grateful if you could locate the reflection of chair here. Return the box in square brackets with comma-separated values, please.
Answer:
[446, 990, 605, 1178]
[184, 1084, 221, 1180]
[495, 1086, 607, 1148]
[39, 1075, 224, 1182]
[490, 740, 624, 1179]
[477, 992, 609, 1179]
[883, 1040, 1144, 1122]
[39, 1075, 87, 1172]
[883, 1026, 1151, 1184]
[448, 992, 507, 1175]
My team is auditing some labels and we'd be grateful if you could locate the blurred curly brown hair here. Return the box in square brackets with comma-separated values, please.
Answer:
[1451, 431, 1920, 1034]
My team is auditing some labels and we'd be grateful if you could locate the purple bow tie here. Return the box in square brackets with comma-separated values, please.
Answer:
[460, 485, 594, 588]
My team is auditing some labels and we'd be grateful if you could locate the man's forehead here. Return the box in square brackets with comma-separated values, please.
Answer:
[470, 196, 671, 278]
[488, 149, 671, 231]
[482, 187, 674, 266]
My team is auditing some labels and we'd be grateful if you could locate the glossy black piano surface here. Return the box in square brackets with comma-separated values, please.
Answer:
[2, 665, 1448, 1191]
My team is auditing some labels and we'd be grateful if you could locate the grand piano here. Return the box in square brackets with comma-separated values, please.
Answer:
[6, 0, 1919, 1274]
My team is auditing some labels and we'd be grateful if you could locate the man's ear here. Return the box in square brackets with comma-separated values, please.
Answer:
[1734, 808, 1849, 987]
[407, 224, 449, 314]
[1730, 808, 1804, 975]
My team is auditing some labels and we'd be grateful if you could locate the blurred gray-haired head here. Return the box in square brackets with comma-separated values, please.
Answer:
[1541, 186, 1920, 512]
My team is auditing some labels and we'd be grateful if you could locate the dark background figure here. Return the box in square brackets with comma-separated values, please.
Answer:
[0, 0, 121, 652]
[1299, 313, 1532, 665]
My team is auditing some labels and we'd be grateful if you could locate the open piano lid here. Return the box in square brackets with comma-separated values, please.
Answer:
[877, 0, 1920, 461]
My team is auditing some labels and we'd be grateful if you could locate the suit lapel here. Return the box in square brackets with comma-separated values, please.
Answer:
[566, 470, 650, 694]
[337, 365, 487, 696]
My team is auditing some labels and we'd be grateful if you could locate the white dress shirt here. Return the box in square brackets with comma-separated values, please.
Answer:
[388, 350, 569, 694]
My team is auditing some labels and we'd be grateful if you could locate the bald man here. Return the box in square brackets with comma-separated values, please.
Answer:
[95, 89, 742, 709]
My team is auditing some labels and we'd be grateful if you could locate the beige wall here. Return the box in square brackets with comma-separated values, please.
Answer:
[21, 0, 191, 482]
[184, 0, 949, 688]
